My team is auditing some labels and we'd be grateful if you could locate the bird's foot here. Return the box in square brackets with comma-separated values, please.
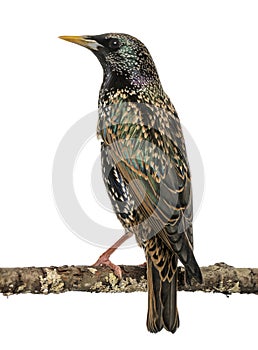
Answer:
[138, 262, 147, 268]
[93, 255, 122, 279]
[91, 232, 133, 279]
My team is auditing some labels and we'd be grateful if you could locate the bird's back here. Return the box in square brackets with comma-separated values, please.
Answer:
[98, 86, 201, 332]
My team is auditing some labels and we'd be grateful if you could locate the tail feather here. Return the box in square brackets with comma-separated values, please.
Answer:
[146, 255, 179, 333]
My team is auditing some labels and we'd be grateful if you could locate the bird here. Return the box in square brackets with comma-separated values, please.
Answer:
[59, 33, 202, 333]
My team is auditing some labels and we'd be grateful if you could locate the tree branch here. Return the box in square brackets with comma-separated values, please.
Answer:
[0, 263, 257, 296]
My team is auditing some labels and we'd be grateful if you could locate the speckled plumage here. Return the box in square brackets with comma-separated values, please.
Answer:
[60, 33, 202, 333]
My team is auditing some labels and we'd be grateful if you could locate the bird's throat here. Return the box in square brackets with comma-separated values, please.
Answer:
[101, 69, 161, 97]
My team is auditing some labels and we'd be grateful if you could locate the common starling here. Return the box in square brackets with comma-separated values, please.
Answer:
[59, 33, 202, 333]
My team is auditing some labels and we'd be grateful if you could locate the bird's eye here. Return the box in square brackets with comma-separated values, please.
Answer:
[108, 38, 120, 50]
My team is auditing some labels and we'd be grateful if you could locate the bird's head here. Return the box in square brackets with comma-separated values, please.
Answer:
[59, 33, 160, 90]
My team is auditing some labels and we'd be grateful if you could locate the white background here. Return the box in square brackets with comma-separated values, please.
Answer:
[0, 0, 257, 349]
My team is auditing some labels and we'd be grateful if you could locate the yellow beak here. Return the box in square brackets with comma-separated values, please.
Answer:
[59, 35, 103, 51]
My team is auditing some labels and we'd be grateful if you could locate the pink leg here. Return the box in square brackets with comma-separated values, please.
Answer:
[93, 232, 133, 278]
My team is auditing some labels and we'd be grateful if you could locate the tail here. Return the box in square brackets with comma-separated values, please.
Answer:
[146, 255, 179, 333]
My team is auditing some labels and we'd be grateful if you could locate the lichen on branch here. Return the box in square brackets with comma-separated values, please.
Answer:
[0, 263, 257, 296]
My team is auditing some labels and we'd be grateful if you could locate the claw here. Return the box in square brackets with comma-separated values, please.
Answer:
[93, 256, 122, 279]
[91, 232, 133, 279]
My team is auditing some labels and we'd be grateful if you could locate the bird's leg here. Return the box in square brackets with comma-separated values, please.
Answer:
[92, 231, 133, 278]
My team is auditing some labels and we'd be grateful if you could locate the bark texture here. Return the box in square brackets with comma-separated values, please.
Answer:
[0, 262, 257, 296]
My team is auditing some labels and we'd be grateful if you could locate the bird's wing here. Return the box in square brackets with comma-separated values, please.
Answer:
[99, 102, 194, 248]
